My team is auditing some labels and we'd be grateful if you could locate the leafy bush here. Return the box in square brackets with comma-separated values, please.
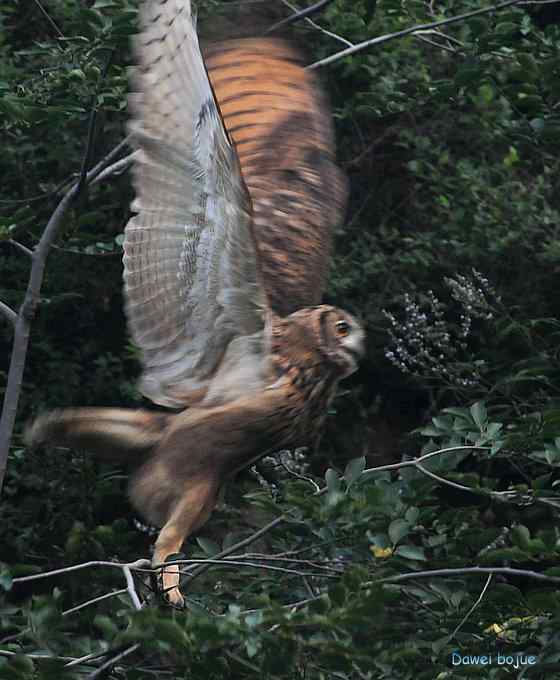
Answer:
[2, 1, 560, 678]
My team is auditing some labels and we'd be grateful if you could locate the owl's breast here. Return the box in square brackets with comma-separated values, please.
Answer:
[266, 355, 339, 450]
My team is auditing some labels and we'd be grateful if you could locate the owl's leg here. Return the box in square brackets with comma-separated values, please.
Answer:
[153, 475, 219, 608]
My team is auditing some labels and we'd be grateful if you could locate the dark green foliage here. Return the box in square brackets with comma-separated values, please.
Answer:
[2, 1, 560, 677]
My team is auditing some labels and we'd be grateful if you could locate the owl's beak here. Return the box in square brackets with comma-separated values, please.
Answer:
[341, 329, 365, 376]
[346, 329, 366, 361]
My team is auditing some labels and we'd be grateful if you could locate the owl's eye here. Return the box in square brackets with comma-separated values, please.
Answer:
[335, 319, 350, 337]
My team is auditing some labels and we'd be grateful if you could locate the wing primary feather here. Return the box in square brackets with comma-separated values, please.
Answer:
[124, 0, 270, 408]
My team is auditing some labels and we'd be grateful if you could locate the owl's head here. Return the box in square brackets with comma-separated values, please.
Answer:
[285, 305, 364, 378]
[316, 306, 365, 377]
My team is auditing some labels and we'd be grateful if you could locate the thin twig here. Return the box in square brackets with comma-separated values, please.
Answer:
[307, 0, 523, 69]
[226, 651, 261, 673]
[187, 515, 286, 580]
[64, 650, 111, 669]
[279, 0, 353, 47]
[415, 34, 460, 54]
[451, 574, 493, 639]
[415, 461, 482, 493]
[0, 302, 17, 327]
[266, 0, 336, 34]
[8, 240, 34, 258]
[0, 650, 78, 662]
[371, 566, 560, 587]
[0, 175, 74, 205]
[62, 588, 129, 616]
[12, 558, 150, 584]
[279, 459, 321, 492]
[223, 553, 343, 572]
[90, 151, 138, 186]
[123, 566, 143, 610]
[78, 49, 115, 192]
[32, 0, 65, 39]
[86, 643, 141, 680]
[156, 558, 340, 579]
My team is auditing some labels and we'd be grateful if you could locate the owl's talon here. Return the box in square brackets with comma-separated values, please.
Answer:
[157, 565, 185, 608]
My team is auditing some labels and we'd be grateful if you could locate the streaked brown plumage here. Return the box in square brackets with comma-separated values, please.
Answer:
[25, 0, 364, 607]
[204, 38, 347, 315]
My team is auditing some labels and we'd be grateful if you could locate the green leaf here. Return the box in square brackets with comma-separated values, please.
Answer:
[490, 440, 504, 455]
[419, 426, 443, 437]
[468, 17, 488, 37]
[495, 21, 517, 36]
[455, 65, 483, 87]
[395, 545, 426, 561]
[343, 456, 366, 486]
[544, 567, 560, 578]
[485, 422, 503, 438]
[94, 614, 119, 640]
[245, 637, 261, 658]
[432, 415, 454, 432]
[0, 564, 12, 592]
[479, 83, 494, 104]
[325, 468, 340, 493]
[470, 402, 487, 430]
[511, 525, 531, 550]
[405, 506, 419, 524]
[388, 519, 410, 545]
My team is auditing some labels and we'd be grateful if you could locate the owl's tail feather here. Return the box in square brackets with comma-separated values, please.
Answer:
[24, 408, 170, 462]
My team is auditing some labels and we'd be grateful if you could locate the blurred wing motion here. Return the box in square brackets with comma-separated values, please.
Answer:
[26, 0, 359, 609]
[124, 0, 268, 408]
[205, 38, 348, 315]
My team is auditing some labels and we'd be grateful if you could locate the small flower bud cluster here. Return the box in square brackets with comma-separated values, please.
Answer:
[252, 448, 310, 492]
[383, 269, 496, 389]
[445, 269, 498, 338]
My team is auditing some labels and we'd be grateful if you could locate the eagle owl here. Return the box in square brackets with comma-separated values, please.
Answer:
[26, 0, 364, 606]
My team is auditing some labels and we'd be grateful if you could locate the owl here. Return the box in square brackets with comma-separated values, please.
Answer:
[26, 0, 364, 607]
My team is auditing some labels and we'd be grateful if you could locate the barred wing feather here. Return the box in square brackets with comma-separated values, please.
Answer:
[124, 0, 268, 408]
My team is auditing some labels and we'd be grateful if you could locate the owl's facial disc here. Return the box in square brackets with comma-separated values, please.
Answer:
[338, 320, 365, 374]
[321, 308, 365, 377]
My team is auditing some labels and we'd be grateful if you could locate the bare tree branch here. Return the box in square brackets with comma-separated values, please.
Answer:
[372, 565, 560, 586]
[123, 565, 143, 610]
[12, 557, 149, 584]
[90, 151, 138, 186]
[307, 0, 523, 70]
[0, 136, 131, 493]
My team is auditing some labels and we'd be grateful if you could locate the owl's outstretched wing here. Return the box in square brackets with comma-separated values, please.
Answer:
[124, 0, 268, 408]
[204, 38, 348, 316]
